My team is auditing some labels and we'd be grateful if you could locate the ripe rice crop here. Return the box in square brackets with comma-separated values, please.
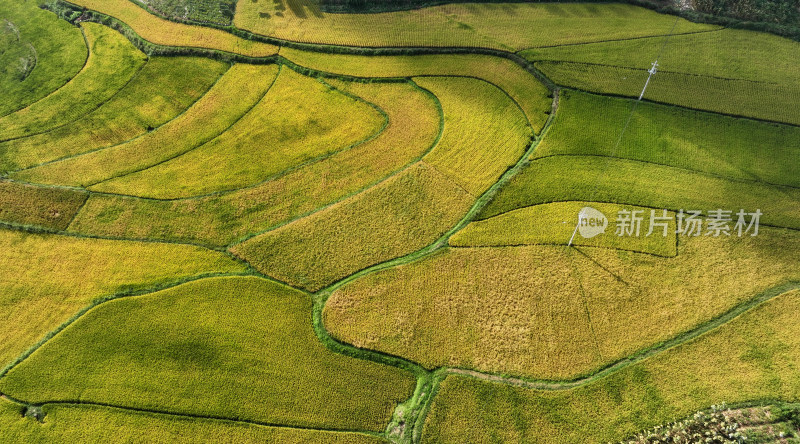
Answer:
[0, 228, 245, 370]
[67, 79, 441, 246]
[93, 67, 384, 198]
[237, 2, 712, 50]
[281, 49, 552, 133]
[0, 399, 388, 443]
[479, 156, 800, 230]
[231, 163, 473, 291]
[0, 181, 87, 230]
[422, 289, 800, 443]
[0, 1, 87, 117]
[325, 228, 800, 380]
[0, 23, 146, 143]
[0, 276, 416, 432]
[533, 90, 800, 186]
[2, 57, 227, 172]
[450, 201, 677, 257]
[14, 63, 280, 187]
[414, 76, 531, 196]
[70, 0, 278, 56]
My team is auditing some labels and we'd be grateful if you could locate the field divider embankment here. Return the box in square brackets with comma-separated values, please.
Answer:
[0, 396, 386, 438]
[519, 26, 725, 51]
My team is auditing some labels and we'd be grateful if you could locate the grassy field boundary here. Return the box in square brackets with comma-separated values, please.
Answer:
[0, 396, 387, 439]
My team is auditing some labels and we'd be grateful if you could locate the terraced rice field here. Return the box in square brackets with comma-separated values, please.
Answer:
[1, 0, 799, 442]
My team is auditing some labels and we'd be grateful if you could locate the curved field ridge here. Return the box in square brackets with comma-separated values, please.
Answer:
[281, 49, 552, 134]
[450, 201, 677, 257]
[0, 228, 246, 371]
[235, 2, 714, 50]
[14, 63, 280, 188]
[0, 23, 146, 143]
[0, 276, 416, 432]
[1, 57, 228, 173]
[0, 1, 87, 118]
[231, 163, 473, 291]
[324, 227, 800, 380]
[67, 78, 442, 246]
[93, 67, 385, 198]
[0, 399, 387, 443]
[422, 288, 800, 443]
[66, 0, 278, 57]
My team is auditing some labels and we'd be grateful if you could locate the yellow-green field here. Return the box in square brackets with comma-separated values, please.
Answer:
[414, 76, 531, 196]
[231, 163, 473, 291]
[0, 57, 227, 173]
[14, 63, 279, 187]
[450, 201, 677, 257]
[0, 181, 87, 230]
[69, 0, 278, 56]
[0, 228, 246, 370]
[325, 227, 800, 380]
[0, 399, 388, 443]
[0, 276, 416, 432]
[280, 49, 553, 133]
[93, 67, 384, 197]
[237, 2, 714, 49]
[422, 289, 800, 443]
[0, 23, 145, 141]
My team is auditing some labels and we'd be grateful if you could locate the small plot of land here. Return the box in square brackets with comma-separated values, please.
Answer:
[451, 201, 677, 257]
[0, 23, 146, 143]
[0, 1, 87, 117]
[325, 227, 800, 380]
[69, 0, 278, 56]
[422, 289, 800, 443]
[0, 181, 87, 230]
[14, 63, 280, 187]
[1, 57, 228, 173]
[0, 276, 416, 432]
[0, 399, 388, 443]
[0, 228, 245, 370]
[93, 67, 385, 198]
[66, 78, 442, 246]
[236, 2, 714, 49]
